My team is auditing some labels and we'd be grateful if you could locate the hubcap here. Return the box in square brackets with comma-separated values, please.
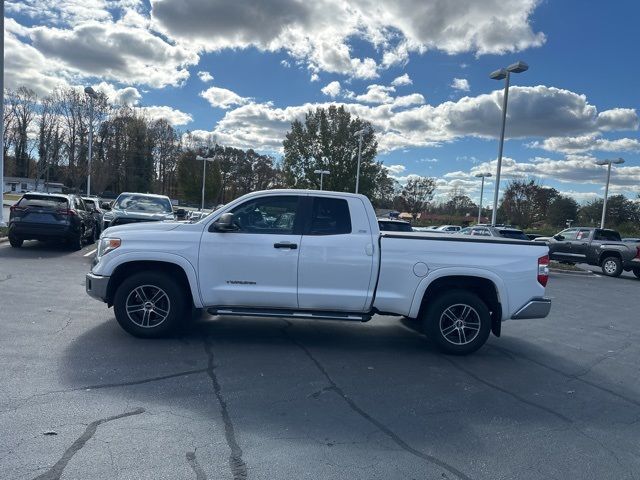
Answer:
[439, 304, 481, 346]
[125, 285, 171, 328]
[604, 261, 616, 274]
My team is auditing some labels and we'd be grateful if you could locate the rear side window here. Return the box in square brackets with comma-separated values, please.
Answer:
[594, 230, 621, 241]
[308, 197, 352, 235]
[18, 195, 68, 209]
[379, 221, 412, 232]
[499, 230, 529, 240]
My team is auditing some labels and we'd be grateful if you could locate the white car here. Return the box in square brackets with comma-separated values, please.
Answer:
[86, 189, 551, 355]
[434, 225, 462, 233]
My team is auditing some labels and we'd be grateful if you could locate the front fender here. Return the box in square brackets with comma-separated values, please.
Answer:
[95, 251, 203, 308]
[407, 267, 509, 320]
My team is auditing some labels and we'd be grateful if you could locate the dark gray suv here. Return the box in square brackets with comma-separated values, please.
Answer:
[8, 193, 97, 250]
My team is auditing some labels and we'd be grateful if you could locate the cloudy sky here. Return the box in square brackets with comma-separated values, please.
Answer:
[5, 0, 640, 204]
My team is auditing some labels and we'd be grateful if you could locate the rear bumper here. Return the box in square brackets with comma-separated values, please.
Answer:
[86, 272, 110, 303]
[9, 222, 75, 239]
[511, 297, 552, 319]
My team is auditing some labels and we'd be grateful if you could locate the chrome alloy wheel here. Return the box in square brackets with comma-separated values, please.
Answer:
[125, 285, 171, 328]
[603, 260, 618, 275]
[439, 303, 481, 345]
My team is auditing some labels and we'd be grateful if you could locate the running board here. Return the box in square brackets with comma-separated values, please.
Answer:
[207, 307, 372, 322]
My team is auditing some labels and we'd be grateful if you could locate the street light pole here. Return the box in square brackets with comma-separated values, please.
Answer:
[84, 86, 98, 196]
[489, 61, 528, 226]
[354, 128, 365, 194]
[0, 3, 6, 227]
[196, 155, 216, 211]
[475, 172, 492, 224]
[595, 158, 625, 228]
[313, 169, 330, 190]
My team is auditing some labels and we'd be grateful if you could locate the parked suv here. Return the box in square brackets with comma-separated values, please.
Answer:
[101, 193, 175, 230]
[8, 193, 97, 250]
[548, 227, 640, 277]
[459, 226, 529, 241]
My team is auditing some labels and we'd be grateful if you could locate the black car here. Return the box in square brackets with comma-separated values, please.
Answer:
[8, 193, 97, 250]
[378, 218, 413, 232]
[82, 197, 106, 236]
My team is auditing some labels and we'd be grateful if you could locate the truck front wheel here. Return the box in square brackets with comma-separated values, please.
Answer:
[113, 272, 187, 338]
[601, 256, 622, 277]
[423, 290, 491, 355]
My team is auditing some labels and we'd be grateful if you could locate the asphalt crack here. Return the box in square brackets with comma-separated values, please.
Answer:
[442, 357, 573, 424]
[32, 407, 145, 480]
[280, 321, 473, 480]
[489, 345, 640, 409]
[186, 450, 208, 480]
[203, 337, 248, 480]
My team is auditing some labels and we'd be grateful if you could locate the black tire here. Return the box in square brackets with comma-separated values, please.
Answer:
[70, 231, 83, 251]
[9, 235, 23, 248]
[601, 256, 622, 277]
[423, 289, 491, 355]
[113, 271, 188, 338]
[633, 268, 640, 279]
[91, 224, 99, 243]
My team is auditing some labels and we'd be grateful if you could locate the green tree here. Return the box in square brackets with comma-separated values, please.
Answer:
[176, 150, 222, 206]
[282, 105, 389, 198]
[401, 177, 437, 219]
[547, 195, 579, 228]
[578, 195, 639, 227]
[500, 180, 559, 228]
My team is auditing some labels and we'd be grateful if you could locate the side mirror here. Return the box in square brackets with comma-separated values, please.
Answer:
[553, 234, 564, 241]
[212, 213, 238, 232]
[175, 208, 186, 218]
[101, 202, 112, 210]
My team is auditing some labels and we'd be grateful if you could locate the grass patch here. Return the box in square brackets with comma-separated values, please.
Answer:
[549, 260, 585, 272]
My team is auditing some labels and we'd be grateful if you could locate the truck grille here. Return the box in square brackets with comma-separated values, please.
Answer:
[110, 217, 158, 226]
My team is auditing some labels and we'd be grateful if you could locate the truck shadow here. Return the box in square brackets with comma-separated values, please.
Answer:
[60, 314, 640, 440]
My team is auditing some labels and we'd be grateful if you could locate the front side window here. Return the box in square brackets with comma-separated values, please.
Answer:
[308, 197, 352, 235]
[558, 228, 577, 240]
[229, 196, 298, 234]
[576, 229, 591, 240]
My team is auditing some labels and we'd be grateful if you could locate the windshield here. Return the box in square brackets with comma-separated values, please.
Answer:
[114, 194, 172, 213]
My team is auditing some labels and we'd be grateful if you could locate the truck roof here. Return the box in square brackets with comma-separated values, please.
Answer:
[237, 189, 370, 200]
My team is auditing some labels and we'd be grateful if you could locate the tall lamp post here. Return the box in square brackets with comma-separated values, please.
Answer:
[595, 158, 625, 228]
[84, 86, 98, 196]
[489, 60, 528, 226]
[354, 128, 365, 194]
[0, 3, 6, 227]
[314, 169, 330, 190]
[196, 155, 217, 211]
[474, 172, 492, 224]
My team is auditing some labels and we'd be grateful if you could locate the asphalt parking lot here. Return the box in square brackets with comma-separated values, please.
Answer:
[1, 240, 639, 480]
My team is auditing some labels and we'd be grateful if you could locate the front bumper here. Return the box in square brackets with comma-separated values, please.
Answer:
[511, 297, 552, 319]
[86, 272, 110, 303]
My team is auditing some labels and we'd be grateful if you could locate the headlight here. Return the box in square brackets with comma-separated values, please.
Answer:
[97, 237, 121, 258]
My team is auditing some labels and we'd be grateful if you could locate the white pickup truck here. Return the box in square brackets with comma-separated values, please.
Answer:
[86, 189, 551, 355]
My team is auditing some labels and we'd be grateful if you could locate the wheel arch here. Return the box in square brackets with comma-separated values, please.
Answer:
[410, 271, 504, 337]
[598, 250, 622, 264]
[106, 260, 200, 308]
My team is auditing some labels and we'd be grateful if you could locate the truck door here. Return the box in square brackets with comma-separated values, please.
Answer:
[198, 195, 302, 308]
[297, 196, 376, 312]
[549, 228, 577, 261]
[570, 229, 592, 261]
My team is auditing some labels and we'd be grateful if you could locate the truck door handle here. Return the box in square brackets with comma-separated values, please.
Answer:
[274, 242, 297, 249]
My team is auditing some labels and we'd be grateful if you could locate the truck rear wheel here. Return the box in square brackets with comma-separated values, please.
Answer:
[601, 256, 622, 277]
[113, 272, 187, 338]
[633, 268, 640, 279]
[423, 289, 491, 355]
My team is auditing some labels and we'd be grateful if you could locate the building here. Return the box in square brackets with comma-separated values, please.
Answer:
[3, 177, 65, 194]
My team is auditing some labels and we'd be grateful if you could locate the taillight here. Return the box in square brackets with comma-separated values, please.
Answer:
[635, 247, 640, 260]
[10, 205, 26, 212]
[538, 255, 549, 287]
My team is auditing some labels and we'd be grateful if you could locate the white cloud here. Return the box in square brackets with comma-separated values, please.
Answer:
[137, 105, 193, 126]
[197, 71, 214, 82]
[392, 94, 425, 108]
[280, 60, 291, 68]
[92, 81, 142, 106]
[451, 78, 470, 92]
[384, 164, 407, 176]
[356, 85, 396, 104]
[151, 0, 546, 78]
[27, 19, 199, 89]
[321, 81, 342, 98]
[530, 134, 640, 154]
[199, 86, 252, 109]
[391, 73, 412, 87]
